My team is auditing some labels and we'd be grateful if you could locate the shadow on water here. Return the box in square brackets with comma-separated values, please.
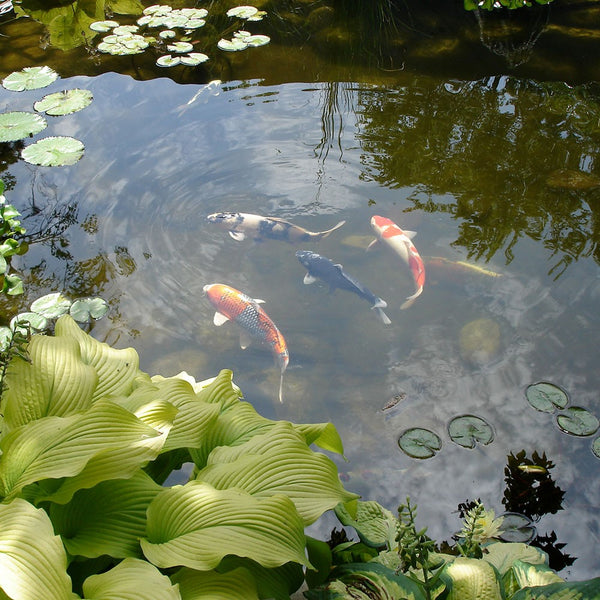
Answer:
[1, 0, 600, 580]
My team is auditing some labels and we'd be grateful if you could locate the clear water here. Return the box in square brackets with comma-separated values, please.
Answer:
[1, 0, 600, 579]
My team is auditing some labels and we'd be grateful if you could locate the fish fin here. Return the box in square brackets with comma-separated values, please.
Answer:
[213, 312, 229, 326]
[319, 220, 346, 238]
[228, 230, 245, 241]
[239, 331, 252, 349]
[278, 371, 284, 403]
[404, 230, 417, 239]
[303, 273, 317, 284]
[253, 298, 266, 304]
[372, 297, 388, 308]
[334, 263, 343, 269]
[366, 239, 379, 251]
[374, 307, 392, 325]
[401, 286, 423, 309]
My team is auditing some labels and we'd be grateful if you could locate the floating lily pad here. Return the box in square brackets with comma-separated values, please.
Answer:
[167, 41, 194, 53]
[246, 34, 270, 47]
[22, 136, 84, 166]
[525, 381, 569, 413]
[113, 25, 139, 35]
[10, 311, 49, 333]
[556, 407, 600, 437]
[98, 32, 149, 55]
[89, 20, 119, 32]
[448, 414, 494, 449]
[217, 37, 249, 52]
[159, 29, 176, 39]
[2, 66, 59, 91]
[398, 427, 442, 459]
[156, 55, 181, 67]
[30, 292, 72, 318]
[227, 5, 259, 19]
[498, 512, 536, 543]
[33, 89, 93, 116]
[70, 297, 109, 322]
[180, 52, 209, 66]
[0, 111, 47, 142]
[592, 437, 600, 459]
[184, 18, 206, 29]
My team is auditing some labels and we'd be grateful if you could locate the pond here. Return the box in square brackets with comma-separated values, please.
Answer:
[1, 0, 600, 581]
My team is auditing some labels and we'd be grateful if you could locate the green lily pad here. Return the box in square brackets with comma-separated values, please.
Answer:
[10, 311, 49, 333]
[69, 297, 109, 322]
[98, 33, 149, 55]
[246, 34, 270, 47]
[184, 18, 206, 29]
[30, 292, 72, 318]
[159, 29, 176, 39]
[217, 37, 248, 52]
[156, 55, 181, 67]
[167, 41, 193, 53]
[498, 512, 536, 543]
[0, 111, 47, 142]
[143, 4, 172, 16]
[180, 53, 209, 66]
[227, 6, 259, 19]
[113, 25, 139, 35]
[556, 407, 599, 437]
[525, 381, 569, 413]
[398, 427, 442, 459]
[89, 20, 119, 32]
[21, 136, 85, 166]
[33, 89, 93, 116]
[448, 414, 494, 449]
[2, 66, 59, 91]
[592, 437, 600, 459]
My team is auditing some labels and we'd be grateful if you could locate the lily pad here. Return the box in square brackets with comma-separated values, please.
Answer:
[226, 6, 259, 19]
[167, 41, 193, 53]
[10, 311, 49, 333]
[398, 427, 442, 459]
[2, 66, 59, 91]
[556, 407, 599, 437]
[159, 29, 177, 39]
[448, 414, 494, 449]
[525, 381, 569, 413]
[156, 55, 181, 67]
[33, 89, 93, 116]
[498, 512, 536, 543]
[592, 437, 600, 459]
[217, 37, 248, 52]
[98, 33, 149, 55]
[89, 20, 119, 32]
[0, 111, 47, 142]
[180, 53, 209, 66]
[22, 136, 84, 167]
[246, 34, 270, 47]
[69, 297, 109, 322]
[113, 25, 139, 35]
[30, 292, 72, 318]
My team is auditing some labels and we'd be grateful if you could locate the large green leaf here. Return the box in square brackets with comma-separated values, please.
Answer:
[511, 559, 564, 588]
[0, 399, 164, 501]
[1, 334, 98, 432]
[50, 471, 163, 559]
[197, 422, 359, 525]
[293, 421, 345, 456]
[334, 500, 397, 549]
[511, 577, 600, 600]
[82, 557, 180, 599]
[171, 566, 259, 600]
[483, 542, 548, 575]
[141, 480, 309, 570]
[0, 498, 76, 600]
[442, 557, 503, 600]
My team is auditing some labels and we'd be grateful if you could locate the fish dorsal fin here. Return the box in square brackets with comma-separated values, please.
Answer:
[229, 230, 245, 241]
[239, 331, 252, 349]
[404, 230, 417, 239]
[366, 239, 379, 251]
[253, 298, 265, 304]
[213, 312, 229, 326]
[334, 263, 343, 270]
[303, 273, 317, 284]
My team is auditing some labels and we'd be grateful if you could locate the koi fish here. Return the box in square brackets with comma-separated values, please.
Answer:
[207, 212, 346, 243]
[368, 215, 425, 309]
[296, 250, 391, 325]
[203, 283, 289, 402]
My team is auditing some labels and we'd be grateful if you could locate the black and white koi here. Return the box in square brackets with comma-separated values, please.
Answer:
[207, 212, 346, 243]
[296, 250, 391, 325]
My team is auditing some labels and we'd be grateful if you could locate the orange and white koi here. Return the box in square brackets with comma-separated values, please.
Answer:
[368, 215, 426, 309]
[203, 283, 289, 402]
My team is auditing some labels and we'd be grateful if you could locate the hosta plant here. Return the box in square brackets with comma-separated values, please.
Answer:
[0, 314, 358, 599]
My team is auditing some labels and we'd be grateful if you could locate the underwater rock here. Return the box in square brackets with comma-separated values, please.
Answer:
[459, 317, 501, 365]
[307, 6, 336, 31]
[546, 168, 600, 190]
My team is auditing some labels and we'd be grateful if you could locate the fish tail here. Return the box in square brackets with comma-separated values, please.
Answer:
[278, 371, 284, 403]
[401, 286, 423, 309]
[318, 220, 346, 239]
[374, 307, 392, 325]
[372, 297, 387, 308]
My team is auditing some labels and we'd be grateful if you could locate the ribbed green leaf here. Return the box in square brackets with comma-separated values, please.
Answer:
[0, 399, 163, 501]
[483, 542, 547, 575]
[82, 557, 180, 599]
[193, 369, 242, 409]
[511, 559, 564, 588]
[54, 315, 140, 401]
[1, 334, 98, 432]
[335, 500, 397, 548]
[141, 481, 309, 570]
[197, 422, 359, 525]
[293, 421, 345, 456]
[51, 472, 163, 558]
[511, 577, 600, 600]
[171, 566, 258, 600]
[0, 498, 76, 600]
[443, 557, 503, 600]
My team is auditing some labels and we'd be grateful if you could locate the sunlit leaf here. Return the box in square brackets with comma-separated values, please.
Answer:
[556, 406, 599, 437]
[525, 381, 569, 413]
[143, 4, 172, 16]
[34, 89, 93, 116]
[0, 111, 47, 142]
[246, 34, 270, 47]
[335, 500, 397, 548]
[167, 41, 193, 53]
[10, 311, 49, 333]
[398, 427, 442, 459]
[159, 29, 176, 39]
[226, 5, 259, 19]
[69, 297, 108, 322]
[89, 20, 119, 32]
[1, 66, 59, 91]
[171, 567, 259, 600]
[157, 55, 181, 67]
[113, 24, 139, 34]
[217, 37, 248, 52]
[180, 53, 209, 66]
[448, 414, 494, 449]
[0, 326, 12, 351]
[442, 556, 503, 600]
[30, 292, 72, 318]
[21, 136, 84, 166]
[483, 542, 547, 576]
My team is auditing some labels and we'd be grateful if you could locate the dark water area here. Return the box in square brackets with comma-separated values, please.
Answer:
[1, 0, 600, 580]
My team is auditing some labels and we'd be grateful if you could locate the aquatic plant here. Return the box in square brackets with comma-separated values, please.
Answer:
[464, 0, 554, 9]
[0, 179, 25, 298]
[0, 313, 357, 599]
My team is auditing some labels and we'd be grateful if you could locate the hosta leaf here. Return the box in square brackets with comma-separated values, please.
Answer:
[0, 111, 47, 142]
[50, 471, 163, 558]
[22, 136, 84, 166]
[556, 406, 600, 436]
[193, 368, 242, 408]
[483, 542, 547, 576]
[334, 500, 397, 548]
[34, 89, 93, 116]
[197, 422, 359, 525]
[511, 577, 600, 600]
[294, 421, 345, 456]
[141, 481, 309, 570]
[171, 566, 259, 600]
[83, 557, 180, 599]
[442, 557, 503, 600]
[0, 499, 75, 600]
[1, 66, 59, 91]
[0, 399, 163, 500]
[511, 559, 563, 588]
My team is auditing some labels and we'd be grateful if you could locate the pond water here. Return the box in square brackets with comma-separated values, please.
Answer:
[1, 0, 600, 580]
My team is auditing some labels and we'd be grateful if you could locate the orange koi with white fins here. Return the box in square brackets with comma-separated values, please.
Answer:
[203, 283, 289, 402]
[368, 215, 426, 309]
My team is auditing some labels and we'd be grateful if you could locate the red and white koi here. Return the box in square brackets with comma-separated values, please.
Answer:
[368, 215, 426, 309]
[203, 283, 289, 402]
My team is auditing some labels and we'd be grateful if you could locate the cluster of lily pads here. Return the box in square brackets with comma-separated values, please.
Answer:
[0, 66, 91, 167]
[526, 381, 600, 459]
[90, 4, 270, 69]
